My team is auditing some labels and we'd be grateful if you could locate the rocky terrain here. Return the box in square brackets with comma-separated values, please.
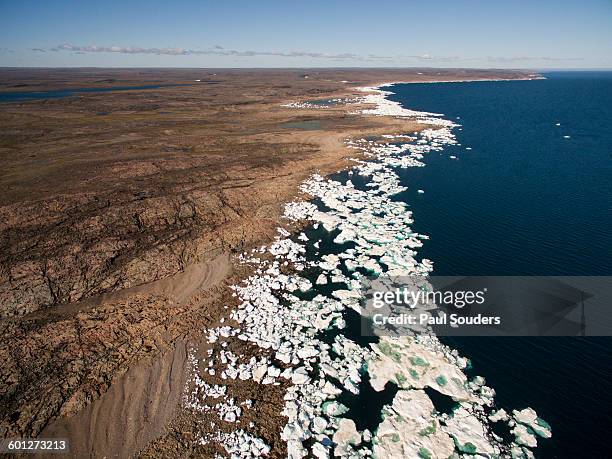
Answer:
[0, 68, 536, 456]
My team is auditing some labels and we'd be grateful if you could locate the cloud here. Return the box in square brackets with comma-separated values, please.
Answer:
[51, 43, 360, 60]
[30, 48, 47, 53]
[48, 43, 583, 64]
[52, 43, 193, 55]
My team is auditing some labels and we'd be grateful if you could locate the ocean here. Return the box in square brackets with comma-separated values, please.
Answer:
[384, 72, 612, 458]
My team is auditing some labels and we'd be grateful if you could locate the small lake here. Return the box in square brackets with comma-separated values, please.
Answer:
[280, 120, 322, 131]
[0, 84, 190, 103]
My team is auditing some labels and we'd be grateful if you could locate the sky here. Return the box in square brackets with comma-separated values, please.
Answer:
[1, 0, 611, 68]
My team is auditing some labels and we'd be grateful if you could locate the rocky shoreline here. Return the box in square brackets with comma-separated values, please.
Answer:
[175, 83, 551, 458]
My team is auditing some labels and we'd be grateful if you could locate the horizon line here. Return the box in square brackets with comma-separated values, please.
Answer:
[1, 66, 612, 71]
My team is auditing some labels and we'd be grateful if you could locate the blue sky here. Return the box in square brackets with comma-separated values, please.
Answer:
[1, 0, 611, 68]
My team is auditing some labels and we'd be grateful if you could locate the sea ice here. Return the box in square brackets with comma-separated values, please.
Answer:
[183, 82, 551, 458]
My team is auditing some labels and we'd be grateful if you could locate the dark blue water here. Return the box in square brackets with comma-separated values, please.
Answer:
[0, 84, 189, 103]
[390, 73, 612, 277]
[387, 73, 612, 458]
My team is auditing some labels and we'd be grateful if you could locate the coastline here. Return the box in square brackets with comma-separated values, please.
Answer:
[163, 80, 551, 457]
[378, 76, 546, 85]
[0, 69, 546, 457]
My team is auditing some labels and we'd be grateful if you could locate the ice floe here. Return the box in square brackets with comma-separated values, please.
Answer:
[183, 82, 551, 458]
[374, 389, 454, 458]
[281, 98, 360, 109]
[356, 84, 457, 128]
